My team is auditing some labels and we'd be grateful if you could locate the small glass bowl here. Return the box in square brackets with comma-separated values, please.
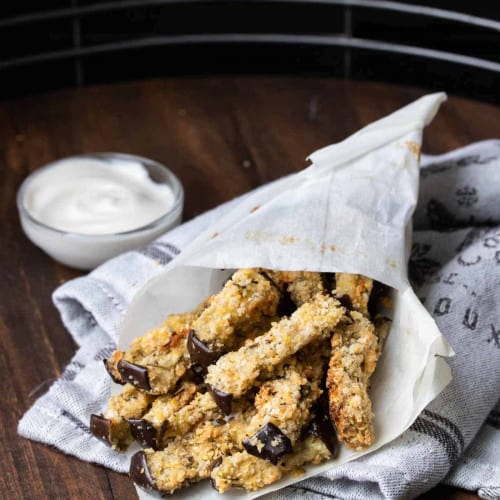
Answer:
[17, 153, 184, 270]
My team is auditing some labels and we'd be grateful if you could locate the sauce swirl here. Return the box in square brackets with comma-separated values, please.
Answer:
[24, 158, 174, 235]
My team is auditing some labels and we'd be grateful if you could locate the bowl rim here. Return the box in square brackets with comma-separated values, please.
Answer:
[17, 152, 184, 239]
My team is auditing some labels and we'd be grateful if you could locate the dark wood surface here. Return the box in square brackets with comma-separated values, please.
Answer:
[1, 77, 497, 500]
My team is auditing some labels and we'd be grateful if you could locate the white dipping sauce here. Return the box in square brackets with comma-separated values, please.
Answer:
[18, 154, 183, 270]
[24, 158, 174, 234]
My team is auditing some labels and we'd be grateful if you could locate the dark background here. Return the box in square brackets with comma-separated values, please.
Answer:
[1, 0, 499, 102]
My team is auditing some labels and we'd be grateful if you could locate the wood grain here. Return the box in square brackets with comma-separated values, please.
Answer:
[2, 77, 498, 499]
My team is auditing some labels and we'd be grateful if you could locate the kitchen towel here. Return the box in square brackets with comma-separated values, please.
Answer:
[19, 140, 500, 499]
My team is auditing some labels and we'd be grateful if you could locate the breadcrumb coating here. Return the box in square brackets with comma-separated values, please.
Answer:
[334, 273, 373, 315]
[101, 384, 153, 449]
[211, 435, 332, 492]
[326, 311, 380, 450]
[205, 294, 344, 398]
[142, 401, 256, 493]
[264, 271, 326, 306]
[132, 381, 198, 448]
[144, 422, 238, 493]
[192, 269, 280, 351]
[244, 347, 326, 445]
[141, 382, 197, 430]
[106, 311, 196, 394]
[162, 391, 221, 439]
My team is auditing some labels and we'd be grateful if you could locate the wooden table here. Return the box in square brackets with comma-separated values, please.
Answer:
[2, 77, 497, 499]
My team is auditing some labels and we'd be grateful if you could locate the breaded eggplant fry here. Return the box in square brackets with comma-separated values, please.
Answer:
[189, 269, 280, 358]
[90, 384, 153, 450]
[106, 267, 392, 496]
[130, 402, 256, 494]
[211, 435, 332, 493]
[334, 273, 373, 315]
[242, 345, 327, 449]
[128, 381, 198, 449]
[105, 311, 196, 394]
[131, 422, 237, 494]
[205, 294, 344, 403]
[162, 391, 222, 440]
[327, 311, 380, 450]
[264, 270, 325, 306]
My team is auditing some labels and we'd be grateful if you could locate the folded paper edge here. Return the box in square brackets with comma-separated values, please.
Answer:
[306, 92, 447, 169]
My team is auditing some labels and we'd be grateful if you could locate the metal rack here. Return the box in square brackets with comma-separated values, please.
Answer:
[1, 0, 499, 101]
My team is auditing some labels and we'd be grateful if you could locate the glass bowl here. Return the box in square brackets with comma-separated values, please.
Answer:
[17, 153, 184, 270]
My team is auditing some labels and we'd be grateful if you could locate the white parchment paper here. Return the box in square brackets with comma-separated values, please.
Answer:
[117, 92, 454, 499]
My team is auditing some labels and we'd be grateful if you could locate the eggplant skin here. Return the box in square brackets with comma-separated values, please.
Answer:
[242, 423, 292, 465]
[90, 414, 112, 447]
[117, 359, 151, 391]
[129, 451, 163, 496]
[207, 385, 233, 416]
[187, 330, 222, 367]
[128, 418, 158, 450]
